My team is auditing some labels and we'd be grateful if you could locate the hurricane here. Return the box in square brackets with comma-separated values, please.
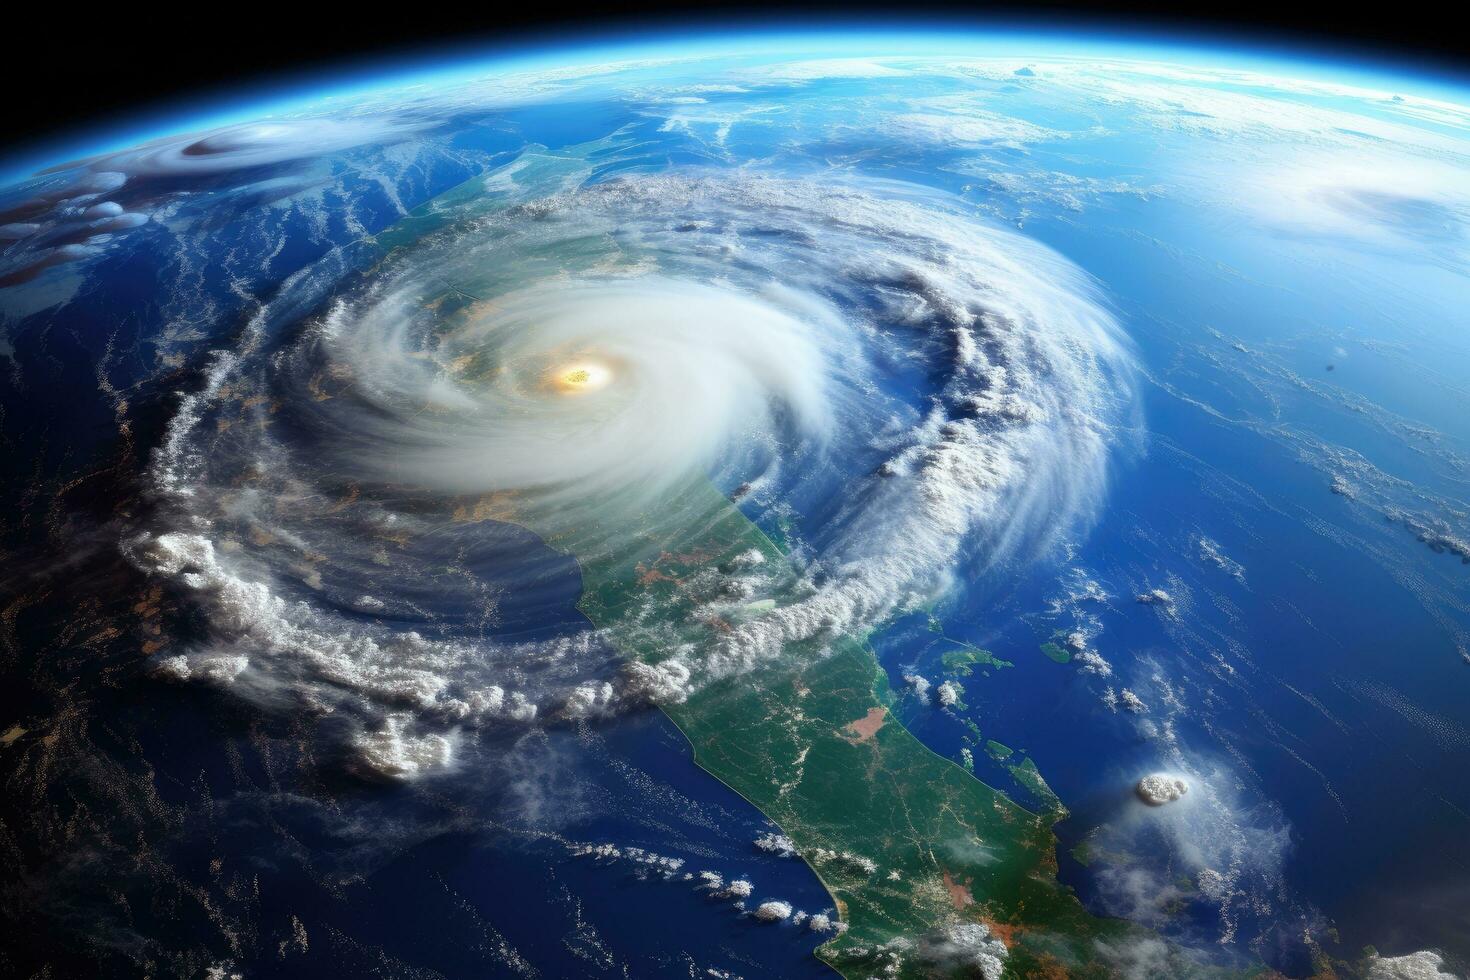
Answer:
[130, 167, 1135, 778]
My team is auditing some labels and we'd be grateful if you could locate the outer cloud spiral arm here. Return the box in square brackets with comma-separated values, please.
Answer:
[132, 168, 1136, 778]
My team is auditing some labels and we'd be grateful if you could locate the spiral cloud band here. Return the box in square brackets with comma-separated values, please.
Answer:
[134, 167, 1135, 778]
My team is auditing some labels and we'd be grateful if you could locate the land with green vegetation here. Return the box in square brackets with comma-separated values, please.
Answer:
[939, 642, 1014, 677]
[1007, 757, 1068, 820]
[531, 477, 1138, 977]
[1039, 640, 1073, 664]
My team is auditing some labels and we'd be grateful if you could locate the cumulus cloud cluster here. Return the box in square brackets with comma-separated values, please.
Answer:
[1135, 773, 1189, 806]
[1366, 950, 1459, 980]
[754, 832, 798, 858]
[1085, 705, 1297, 948]
[573, 841, 841, 933]
[916, 922, 1008, 980]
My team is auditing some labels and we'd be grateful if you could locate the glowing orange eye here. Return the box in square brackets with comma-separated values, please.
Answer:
[551, 362, 611, 393]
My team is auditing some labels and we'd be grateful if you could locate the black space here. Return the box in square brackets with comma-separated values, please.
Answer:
[5, 0, 1467, 159]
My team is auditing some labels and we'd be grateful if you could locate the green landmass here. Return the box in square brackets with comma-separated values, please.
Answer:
[1007, 757, 1068, 820]
[986, 739, 1015, 761]
[940, 643, 1014, 677]
[541, 477, 1138, 977]
[1039, 641, 1073, 664]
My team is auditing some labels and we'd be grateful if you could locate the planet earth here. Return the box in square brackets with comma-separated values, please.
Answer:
[1, 28, 1468, 980]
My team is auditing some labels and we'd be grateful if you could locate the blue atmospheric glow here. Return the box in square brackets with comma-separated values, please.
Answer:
[4, 21, 1468, 186]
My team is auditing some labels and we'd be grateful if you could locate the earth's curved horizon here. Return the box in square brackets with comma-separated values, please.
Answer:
[1, 27, 1468, 980]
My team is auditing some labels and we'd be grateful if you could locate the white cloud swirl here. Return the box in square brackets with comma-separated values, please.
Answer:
[132, 167, 1136, 777]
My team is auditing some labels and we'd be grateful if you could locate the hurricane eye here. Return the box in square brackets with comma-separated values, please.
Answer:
[552, 361, 612, 393]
